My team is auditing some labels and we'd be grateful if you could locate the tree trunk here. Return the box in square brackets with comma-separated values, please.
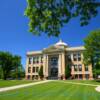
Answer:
[3, 73, 7, 80]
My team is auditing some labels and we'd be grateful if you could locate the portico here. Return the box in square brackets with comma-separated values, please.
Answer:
[43, 52, 66, 80]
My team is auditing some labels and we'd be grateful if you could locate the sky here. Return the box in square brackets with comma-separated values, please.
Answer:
[0, 0, 100, 68]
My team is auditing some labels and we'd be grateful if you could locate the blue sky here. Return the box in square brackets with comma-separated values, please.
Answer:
[0, 0, 100, 68]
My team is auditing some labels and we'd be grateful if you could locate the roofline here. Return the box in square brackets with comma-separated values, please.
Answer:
[66, 46, 85, 51]
[27, 50, 42, 56]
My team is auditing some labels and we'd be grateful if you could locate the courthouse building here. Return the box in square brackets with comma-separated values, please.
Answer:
[25, 40, 93, 80]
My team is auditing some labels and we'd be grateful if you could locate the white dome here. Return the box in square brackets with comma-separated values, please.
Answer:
[55, 39, 68, 46]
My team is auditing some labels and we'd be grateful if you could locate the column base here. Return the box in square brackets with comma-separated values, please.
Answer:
[43, 75, 48, 80]
[62, 75, 66, 80]
[89, 76, 94, 80]
[25, 75, 28, 80]
[58, 76, 61, 80]
[82, 74, 86, 80]
[89, 74, 93, 80]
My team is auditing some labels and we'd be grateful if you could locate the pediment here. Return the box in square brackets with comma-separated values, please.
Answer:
[42, 45, 65, 53]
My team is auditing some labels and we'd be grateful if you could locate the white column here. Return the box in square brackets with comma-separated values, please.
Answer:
[62, 53, 65, 75]
[46, 55, 49, 77]
[71, 65, 75, 79]
[25, 56, 29, 79]
[43, 54, 49, 78]
[71, 53, 73, 62]
[58, 54, 62, 78]
[43, 54, 46, 77]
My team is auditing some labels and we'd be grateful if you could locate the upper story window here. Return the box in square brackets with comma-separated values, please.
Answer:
[73, 53, 81, 61]
[50, 57, 58, 66]
[33, 57, 35, 64]
[28, 67, 31, 73]
[41, 56, 43, 63]
[33, 56, 39, 64]
[36, 56, 39, 63]
[73, 54, 77, 61]
[29, 57, 32, 64]
[67, 54, 71, 62]
[78, 64, 82, 71]
[78, 53, 81, 61]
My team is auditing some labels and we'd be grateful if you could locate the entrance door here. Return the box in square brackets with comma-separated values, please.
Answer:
[51, 67, 58, 77]
[49, 56, 58, 79]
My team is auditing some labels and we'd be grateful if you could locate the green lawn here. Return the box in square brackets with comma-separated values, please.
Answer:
[62, 80, 100, 85]
[0, 80, 37, 88]
[0, 81, 100, 100]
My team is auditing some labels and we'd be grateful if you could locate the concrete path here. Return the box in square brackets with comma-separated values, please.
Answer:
[57, 81, 100, 92]
[0, 80, 52, 92]
[95, 86, 100, 92]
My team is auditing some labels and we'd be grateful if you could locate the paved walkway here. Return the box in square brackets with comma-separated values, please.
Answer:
[95, 86, 100, 92]
[57, 81, 100, 92]
[0, 80, 52, 92]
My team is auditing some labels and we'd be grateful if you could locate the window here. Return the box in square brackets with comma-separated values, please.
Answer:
[28, 67, 31, 73]
[73, 53, 81, 61]
[78, 64, 82, 71]
[36, 67, 39, 72]
[85, 66, 88, 71]
[51, 57, 58, 66]
[41, 56, 43, 63]
[27, 75, 30, 79]
[33, 67, 35, 73]
[35, 75, 38, 79]
[29, 57, 32, 64]
[78, 53, 81, 61]
[67, 54, 71, 62]
[33, 56, 39, 64]
[74, 65, 78, 71]
[33, 57, 35, 64]
[36, 56, 39, 63]
[73, 54, 77, 61]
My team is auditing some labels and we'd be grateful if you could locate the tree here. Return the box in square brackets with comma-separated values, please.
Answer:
[18, 64, 25, 78]
[93, 62, 100, 78]
[0, 51, 24, 80]
[13, 55, 21, 79]
[10, 64, 25, 79]
[38, 66, 44, 79]
[25, 0, 100, 36]
[0, 52, 14, 80]
[84, 30, 100, 78]
[65, 64, 71, 79]
[0, 66, 3, 79]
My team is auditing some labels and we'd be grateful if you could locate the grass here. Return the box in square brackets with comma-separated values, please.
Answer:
[0, 80, 37, 88]
[0, 80, 100, 100]
[62, 80, 100, 85]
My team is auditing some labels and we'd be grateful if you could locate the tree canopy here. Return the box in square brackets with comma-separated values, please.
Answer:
[0, 52, 24, 80]
[83, 30, 100, 77]
[25, 0, 100, 36]
[0, 52, 14, 80]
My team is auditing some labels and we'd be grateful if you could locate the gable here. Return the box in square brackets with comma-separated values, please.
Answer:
[42, 45, 65, 53]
